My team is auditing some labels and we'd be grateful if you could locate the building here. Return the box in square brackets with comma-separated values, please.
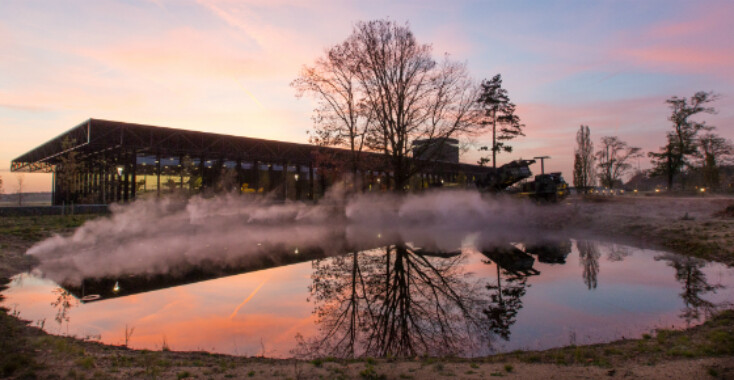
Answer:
[11, 119, 493, 205]
[411, 138, 459, 163]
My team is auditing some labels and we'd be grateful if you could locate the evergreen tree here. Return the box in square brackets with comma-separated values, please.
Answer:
[476, 74, 525, 169]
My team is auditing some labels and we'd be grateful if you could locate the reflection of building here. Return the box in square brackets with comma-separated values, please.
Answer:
[65, 245, 328, 303]
[412, 138, 459, 163]
[11, 119, 492, 204]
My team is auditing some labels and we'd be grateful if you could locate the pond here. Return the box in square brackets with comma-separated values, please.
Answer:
[3, 238, 733, 358]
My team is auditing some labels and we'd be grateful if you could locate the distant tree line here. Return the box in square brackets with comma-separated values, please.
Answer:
[573, 91, 733, 192]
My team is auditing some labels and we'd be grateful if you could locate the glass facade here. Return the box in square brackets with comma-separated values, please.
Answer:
[136, 154, 158, 197]
[51, 148, 464, 204]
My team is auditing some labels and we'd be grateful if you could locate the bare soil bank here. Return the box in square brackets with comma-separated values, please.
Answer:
[1, 196, 733, 379]
[568, 195, 734, 265]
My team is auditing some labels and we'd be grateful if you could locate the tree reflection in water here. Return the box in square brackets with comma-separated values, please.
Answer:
[656, 253, 725, 326]
[481, 245, 535, 341]
[577, 241, 600, 290]
[606, 243, 631, 262]
[301, 244, 493, 358]
[51, 287, 77, 332]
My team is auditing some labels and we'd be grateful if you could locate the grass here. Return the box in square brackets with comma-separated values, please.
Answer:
[76, 356, 96, 369]
[0, 299, 40, 378]
[359, 364, 386, 380]
[0, 214, 96, 240]
[486, 309, 734, 368]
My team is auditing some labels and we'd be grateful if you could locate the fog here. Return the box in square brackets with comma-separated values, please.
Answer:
[29, 189, 576, 286]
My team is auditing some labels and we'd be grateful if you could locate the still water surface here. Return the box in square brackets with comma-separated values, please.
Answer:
[2, 240, 733, 358]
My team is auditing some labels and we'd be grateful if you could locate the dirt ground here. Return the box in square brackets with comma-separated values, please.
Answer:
[1, 196, 734, 379]
[568, 195, 734, 265]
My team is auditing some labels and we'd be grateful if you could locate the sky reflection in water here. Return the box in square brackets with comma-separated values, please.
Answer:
[2, 240, 733, 358]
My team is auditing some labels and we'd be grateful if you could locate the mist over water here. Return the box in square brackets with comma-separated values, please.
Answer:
[28, 189, 573, 286]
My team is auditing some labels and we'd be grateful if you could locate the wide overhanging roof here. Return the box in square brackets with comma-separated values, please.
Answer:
[11, 118, 492, 175]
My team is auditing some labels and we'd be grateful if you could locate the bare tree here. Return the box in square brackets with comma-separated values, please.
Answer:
[292, 40, 374, 179]
[697, 133, 733, 189]
[298, 20, 482, 192]
[596, 136, 642, 189]
[56, 136, 83, 203]
[0, 173, 4, 196]
[649, 92, 718, 190]
[15, 174, 24, 206]
[573, 125, 595, 192]
[476, 74, 525, 169]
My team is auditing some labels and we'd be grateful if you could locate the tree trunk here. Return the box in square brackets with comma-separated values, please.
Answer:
[492, 116, 497, 170]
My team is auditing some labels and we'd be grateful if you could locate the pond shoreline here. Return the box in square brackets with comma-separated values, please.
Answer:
[1, 196, 733, 379]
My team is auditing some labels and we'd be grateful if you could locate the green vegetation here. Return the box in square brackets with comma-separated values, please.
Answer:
[359, 363, 386, 380]
[484, 309, 734, 367]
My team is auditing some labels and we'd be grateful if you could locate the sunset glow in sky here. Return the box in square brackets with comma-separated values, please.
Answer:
[2, 0, 733, 192]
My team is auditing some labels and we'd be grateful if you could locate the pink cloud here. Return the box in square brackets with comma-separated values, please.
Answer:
[620, 46, 734, 78]
[611, 3, 734, 81]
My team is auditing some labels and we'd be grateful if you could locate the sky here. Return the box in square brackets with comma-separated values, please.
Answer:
[1, 0, 733, 192]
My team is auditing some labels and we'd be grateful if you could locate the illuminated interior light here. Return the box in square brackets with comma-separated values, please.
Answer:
[113, 281, 120, 293]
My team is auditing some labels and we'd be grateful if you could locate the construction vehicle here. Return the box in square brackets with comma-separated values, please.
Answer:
[518, 172, 569, 202]
[474, 159, 536, 192]
[475, 159, 569, 202]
